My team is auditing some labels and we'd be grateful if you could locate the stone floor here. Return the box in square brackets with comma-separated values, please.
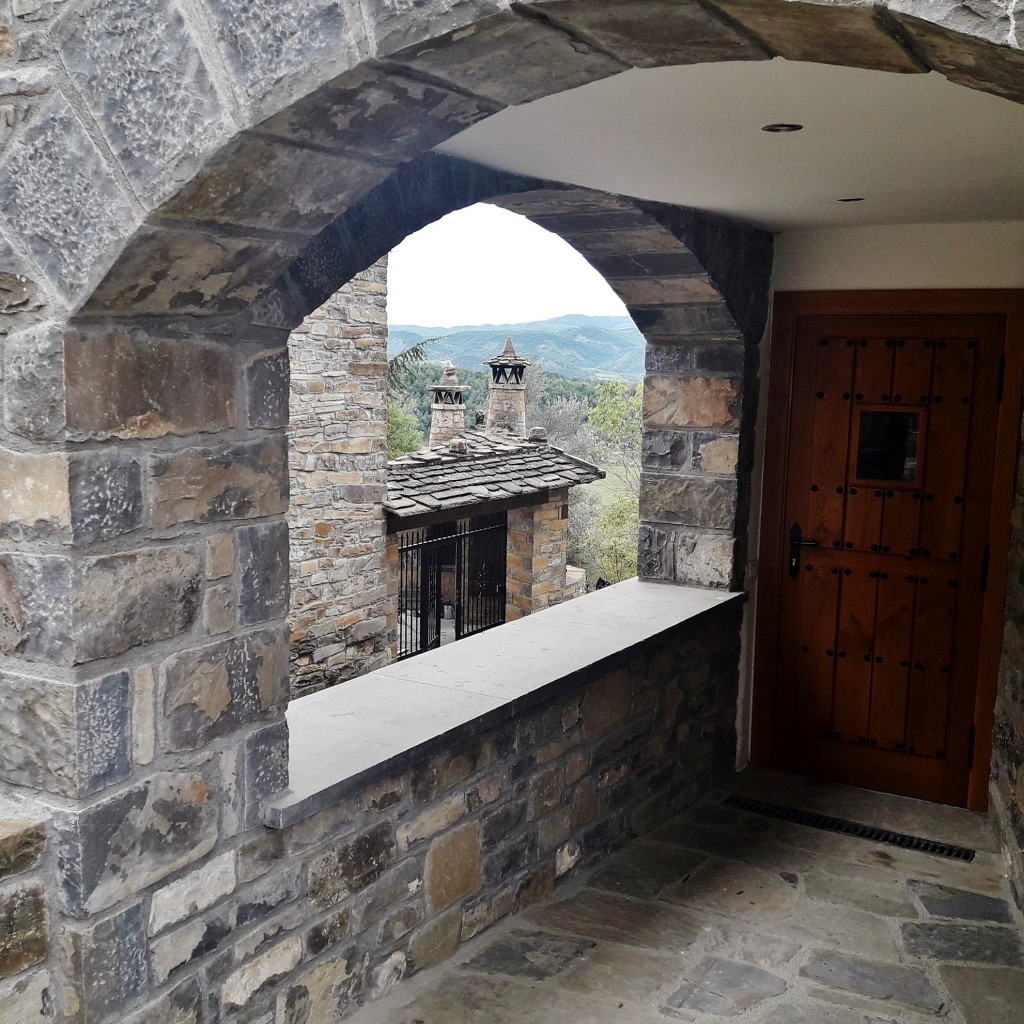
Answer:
[350, 770, 1024, 1024]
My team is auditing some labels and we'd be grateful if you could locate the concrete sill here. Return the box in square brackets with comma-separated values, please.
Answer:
[266, 578, 745, 829]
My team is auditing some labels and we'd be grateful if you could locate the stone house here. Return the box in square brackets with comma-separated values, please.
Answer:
[287, 281, 599, 694]
[386, 344, 602, 659]
[2, 3, 1024, 1023]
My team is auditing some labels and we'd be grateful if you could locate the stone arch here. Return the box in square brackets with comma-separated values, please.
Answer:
[5, 0, 1016, 325]
[259, 153, 772, 589]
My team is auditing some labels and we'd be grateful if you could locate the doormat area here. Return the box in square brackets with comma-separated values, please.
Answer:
[722, 793, 976, 862]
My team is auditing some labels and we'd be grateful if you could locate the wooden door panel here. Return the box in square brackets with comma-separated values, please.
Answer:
[868, 571, 916, 753]
[831, 567, 876, 744]
[755, 296, 1020, 809]
[779, 561, 841, 739]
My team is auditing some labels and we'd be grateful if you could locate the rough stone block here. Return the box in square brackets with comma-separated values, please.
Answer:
[245, 719, 290, 828]
[259, 65, 498, 160]
[888, 7, 1024, 104]
[640, 474, 737, 530]
[149, 851, 236, 936]
[159, 131, 387, 237]
[59, 0, 229, 204]
[901, 920, 1024, 966]
[84, 224, 301, 317]
[149, 911, 231, 986]
[0, 555, 72, 663]
[909, 879, 1014, 923]
[693, 434, 739, 475]
[64, 329, 238, 440]
[0, 821, 44, 881]
[537, 0, 766, 68]
[407, 907, 460, 973]
[0, 970, 52, 1024]
[642, 429, 692, 471]
[205, 533, 236, 580]
[637, 523, 674, 580]
[203, 585, 235, 635]
[62, 902, 146, 1022]
[149, 436, 288, 529]
[713, 0, 924, 73]
[222, 935, 302, 1010]
[389, 11, 623, 107]
[0, 885, 47, 979]
[800, 949, 945, 1012]
[424, 822, 482, 913]
[245, 350, 289, 429]
[0, 449, 70, 540]
[644, 375, 741, 429]
[0, 100, 134, 301]
[672, 528, 735, 587]
[0, 669, 129, 797]
[307, 822, 397, 908]
[666, 956, 787, 1015]
[121, 976, 201, 1024]
[56, 770, 219, 917]
[397, 794, 466, 849]
[69, 450, 143, 543]
[3, 321, 64, 439]
[238, 521, 289, 625]
[203, 0, 367, 116]
[73, 546, 202, 662]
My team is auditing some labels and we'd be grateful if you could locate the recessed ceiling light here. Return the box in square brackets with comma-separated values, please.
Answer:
[837, 197, 866, 203]
[761, 123, 803, 133]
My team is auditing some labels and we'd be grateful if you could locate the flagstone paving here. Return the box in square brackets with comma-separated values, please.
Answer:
[348, 771, 1024, 1024]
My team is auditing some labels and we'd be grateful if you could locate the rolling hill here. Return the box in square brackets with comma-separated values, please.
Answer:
[388, 314, 645, 381]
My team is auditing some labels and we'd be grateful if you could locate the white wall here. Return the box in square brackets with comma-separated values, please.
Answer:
[772, 221, 1024, 291]
[736, 221, 1024, 770]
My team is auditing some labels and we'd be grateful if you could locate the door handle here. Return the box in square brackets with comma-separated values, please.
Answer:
[789, 523, 818, 578]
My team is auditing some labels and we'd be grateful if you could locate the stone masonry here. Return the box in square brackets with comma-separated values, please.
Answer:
[506, 490, 575, 621]
[287, 260, 394, 698]
[0, 2, 1023, 1023]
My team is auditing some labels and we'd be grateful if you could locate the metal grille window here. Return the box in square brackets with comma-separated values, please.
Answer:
[397, 514, 507, 660]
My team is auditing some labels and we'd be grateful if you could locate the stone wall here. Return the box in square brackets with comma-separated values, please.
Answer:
[44, 599, 738, 1023]
[287, 260, 394, 698]
[993, 418, 1024, 909]
[506, 490, 574, 620]
[0, 818, 49, 1021]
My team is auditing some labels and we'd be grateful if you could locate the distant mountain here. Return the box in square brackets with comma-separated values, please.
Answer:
[388, 314, 645, 381]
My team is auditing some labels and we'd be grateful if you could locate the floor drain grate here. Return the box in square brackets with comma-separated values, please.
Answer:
[722, 794, 976, 862]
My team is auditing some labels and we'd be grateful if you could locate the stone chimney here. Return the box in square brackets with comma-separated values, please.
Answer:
[484, 338, 531, 436]
[427, 361, 470, 446]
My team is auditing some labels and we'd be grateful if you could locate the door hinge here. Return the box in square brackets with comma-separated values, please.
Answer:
[997, 353, 1006, 403]
[968, 725, 977, 768]
[981, 543, 991, 591]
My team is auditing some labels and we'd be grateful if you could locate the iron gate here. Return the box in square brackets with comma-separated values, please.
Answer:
[397, 515, 507, 660]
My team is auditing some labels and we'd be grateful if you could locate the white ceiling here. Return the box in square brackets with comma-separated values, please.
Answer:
[437, 60, 1024, 231]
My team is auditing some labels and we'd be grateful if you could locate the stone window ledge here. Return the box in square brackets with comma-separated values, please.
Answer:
[267, 579, 745, 829]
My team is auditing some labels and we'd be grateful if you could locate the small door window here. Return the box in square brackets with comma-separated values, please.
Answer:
[855, 409, 922, 484]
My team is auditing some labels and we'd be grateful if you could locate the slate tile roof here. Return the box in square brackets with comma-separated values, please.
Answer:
[386, 430, 604, 518]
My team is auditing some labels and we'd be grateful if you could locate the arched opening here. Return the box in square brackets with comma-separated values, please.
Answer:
[4, 5, 1024, 1020]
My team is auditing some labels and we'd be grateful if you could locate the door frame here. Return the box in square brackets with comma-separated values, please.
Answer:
[752, 289, 1024, 811]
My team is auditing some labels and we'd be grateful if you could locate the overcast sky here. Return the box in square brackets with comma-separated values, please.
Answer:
[386, 203, 630, 327]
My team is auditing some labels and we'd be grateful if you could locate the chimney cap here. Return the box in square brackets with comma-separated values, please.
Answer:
[528, 427, 547, 443]
[485, 337, 531, 368]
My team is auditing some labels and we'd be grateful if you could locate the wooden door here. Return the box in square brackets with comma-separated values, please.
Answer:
[756, 292, 1024, 808]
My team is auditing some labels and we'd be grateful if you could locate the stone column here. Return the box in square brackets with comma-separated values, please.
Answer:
[505, 490, 571, 620]
[0, 313, 292, 1023]
[287, 261, 393, 697]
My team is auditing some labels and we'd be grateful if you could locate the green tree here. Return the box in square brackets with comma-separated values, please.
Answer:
[387, 400, 422, 458]
[591, 496, 639, 584]
[589, 380, 643, 499]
